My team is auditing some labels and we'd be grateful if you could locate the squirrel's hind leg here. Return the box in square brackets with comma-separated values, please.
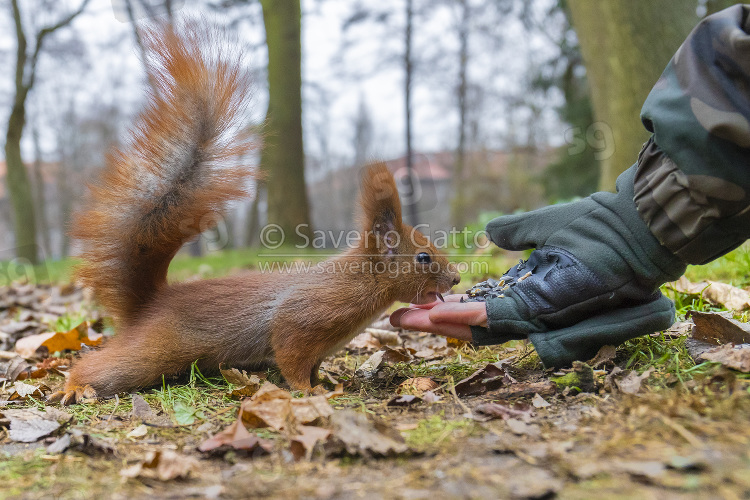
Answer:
[49, 320, 190, 405]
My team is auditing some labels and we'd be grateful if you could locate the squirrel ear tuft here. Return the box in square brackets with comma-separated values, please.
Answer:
[359, 163, 403, 235]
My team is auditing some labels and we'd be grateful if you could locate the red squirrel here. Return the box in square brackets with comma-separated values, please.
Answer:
[48, 21, 460, 404]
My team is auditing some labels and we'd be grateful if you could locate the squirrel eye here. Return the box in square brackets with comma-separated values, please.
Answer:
[416, 252, 431, 264]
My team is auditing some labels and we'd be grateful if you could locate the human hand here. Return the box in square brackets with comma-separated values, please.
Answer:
[390, 295, 485, 341]
[415, 167, 686, 367]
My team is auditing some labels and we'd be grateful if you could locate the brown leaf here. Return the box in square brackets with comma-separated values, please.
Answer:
[662, 320, 694, 338]
[14, 322, 102, 358]
[455, 361, 515, 396]
[1, 356, 35, 383]
[121, 449, 199, 481]
[239, 382, 334, 432]
[220, 364, 265, 391]
[347, 331, 383, 351]
[131, 394, 157, 421]
[198, 418, 273, 455]
[701, 344, 750, 372]
[324, 410, 410, 458]
[381, 346, 412, 363]
[689, 311, 750, 344]
[397, 377, 439, 395]
[365, 328, 401, 346]
[290, 425, 332, 461]
[605, 366, 655, 395]
[474, 402, 534, 423]
[669, 277, 750, 311]
[587, 345, 616, 368]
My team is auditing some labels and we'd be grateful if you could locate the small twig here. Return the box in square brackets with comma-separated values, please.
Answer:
[447, 376, 472, 418]
[106, 394, 120, 425]
[660, 415, 703, 448]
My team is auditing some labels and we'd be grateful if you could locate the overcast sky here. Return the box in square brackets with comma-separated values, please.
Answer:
[0, 0, 564, 171]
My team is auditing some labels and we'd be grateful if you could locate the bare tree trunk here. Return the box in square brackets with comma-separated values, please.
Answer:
[567, 0, 696, 190]
[259, 0, 312, 246]
[4, 0, 90, 263]
[31, 116, 51, 258]
[403, 0, 418, 226]
[4, 96, 38, 262]
[451, 0, 470, 229]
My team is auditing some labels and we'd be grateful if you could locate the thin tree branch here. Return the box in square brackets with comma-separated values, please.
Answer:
[26, 0, 91, 90]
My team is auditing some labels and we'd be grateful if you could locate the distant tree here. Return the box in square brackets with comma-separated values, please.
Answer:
[259, 0, 312, 246]
[340, 0, 439, 226]
[567, 0, 697, 190]
[352, 96, 374, 167]
[5, 0, 90, 264]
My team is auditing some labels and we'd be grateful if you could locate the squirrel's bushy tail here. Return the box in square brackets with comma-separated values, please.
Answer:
[73, 20, 257, 324]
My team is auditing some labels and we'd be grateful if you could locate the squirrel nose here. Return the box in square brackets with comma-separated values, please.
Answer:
[451, 274, 461, 286]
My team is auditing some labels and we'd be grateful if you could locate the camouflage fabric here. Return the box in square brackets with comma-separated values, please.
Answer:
[635, 4, 750, 265]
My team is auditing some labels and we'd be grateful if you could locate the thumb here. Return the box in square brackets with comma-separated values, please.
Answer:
[485, 198, 595, 250]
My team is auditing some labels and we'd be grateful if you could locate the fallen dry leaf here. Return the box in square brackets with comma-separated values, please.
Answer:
[701, 344, 750, 372]
[131, 394, 156, 421]
[662, 320, 695, 338]
[474, 402, 534, 423]
[239, 382, 334, 432]
[290, 425, 332, 461]
[355, 350, 385, 379]
[8, 381, 49, 401]
[220, 365, 265, 399]
[365, 328, 401, 346]
[198, 418, 273, 455]
[121, 449, 199, 481]
[324, 410, 410, 458]
[0, 356, 35, 383]
[381, 346, 413, 363]
[588, 345, 616, 368]
[127, 424, 149, 439]
[347, 331, 383, 351]
[455, 361, 516, 396]
[397, 377, 439, 395]
[14, 322, 102, 358]
[531, 393, 551, 408]
[669, 277, 750, 311]
[605, 366, 655, 395]
[689, 311, 750, 345]
[0, 406, 71, 443]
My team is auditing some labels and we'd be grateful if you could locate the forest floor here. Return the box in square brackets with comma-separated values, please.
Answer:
[1, 246, 750, 500]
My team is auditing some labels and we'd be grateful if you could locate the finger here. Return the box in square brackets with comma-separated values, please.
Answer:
[390, 307, 416, 327]
[428, 302, 487, 327]
[409, 294, 467, 310]
[398, 309, 473, 340]
[444, 294, 466, 302]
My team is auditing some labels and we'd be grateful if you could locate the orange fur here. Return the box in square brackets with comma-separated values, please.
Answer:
[52, 21, 459, 403]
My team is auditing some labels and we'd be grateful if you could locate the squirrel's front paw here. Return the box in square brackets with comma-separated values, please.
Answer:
[47, 385, 97, 405]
